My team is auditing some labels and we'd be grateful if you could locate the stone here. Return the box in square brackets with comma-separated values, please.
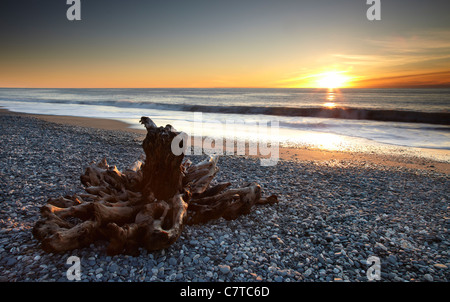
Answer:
[375, 242, 388, 252]
[6, 257, 17, 266]
[168, 257, 177, 266]
[108, 263, 119, 273]
[424, 274, 433, 282]
[304, 268, 312, 277]
[387, 255, 397, 265]
[218, 265, 231, 274]
[388, 272, 397, 280]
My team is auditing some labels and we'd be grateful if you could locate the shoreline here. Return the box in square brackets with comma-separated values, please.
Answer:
[1, 108, 449, 174]
[0, 109, 448, 282]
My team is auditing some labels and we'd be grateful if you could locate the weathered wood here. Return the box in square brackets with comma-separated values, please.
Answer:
[140, 118, 185, 201]
[32, 116, 278, 255]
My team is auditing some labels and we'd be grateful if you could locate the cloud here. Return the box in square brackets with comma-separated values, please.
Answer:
[353, 71, 450, 88]
[365, 29, 450, 53]
[336, 30, 450, 64]
[327, 29, 450, 87]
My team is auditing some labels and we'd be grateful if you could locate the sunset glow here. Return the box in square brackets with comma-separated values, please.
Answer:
[1, 2, 449, 89]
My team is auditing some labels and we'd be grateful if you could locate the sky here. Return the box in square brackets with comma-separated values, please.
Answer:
[1, 0, 450, 88]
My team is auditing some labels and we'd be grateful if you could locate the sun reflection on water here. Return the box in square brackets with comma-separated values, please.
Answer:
[323, 102, 336, 108]
[322, 89, 339, 108]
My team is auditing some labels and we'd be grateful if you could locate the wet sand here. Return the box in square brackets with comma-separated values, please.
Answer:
[2, 108, 448, 174]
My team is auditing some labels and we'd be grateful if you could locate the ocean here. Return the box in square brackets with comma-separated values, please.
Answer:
[1, 88, 449, 159]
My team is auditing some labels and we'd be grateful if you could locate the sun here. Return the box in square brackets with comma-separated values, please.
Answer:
[316, 71, 350, 89]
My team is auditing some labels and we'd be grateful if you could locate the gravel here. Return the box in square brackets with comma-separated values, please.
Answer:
[0, 113, 449, 282]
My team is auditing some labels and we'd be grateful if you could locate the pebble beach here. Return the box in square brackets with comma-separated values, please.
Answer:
[0, 111, 449, 282]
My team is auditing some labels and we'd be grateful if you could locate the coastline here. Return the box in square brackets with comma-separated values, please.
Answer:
[1, 108, 449, 174]
[0, 109, 448, 282]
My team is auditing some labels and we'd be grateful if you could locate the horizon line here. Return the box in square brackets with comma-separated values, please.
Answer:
[1, 85, 450, 89]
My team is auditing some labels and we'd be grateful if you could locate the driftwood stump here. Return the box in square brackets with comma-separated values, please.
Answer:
[32, 117, 278, 255]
